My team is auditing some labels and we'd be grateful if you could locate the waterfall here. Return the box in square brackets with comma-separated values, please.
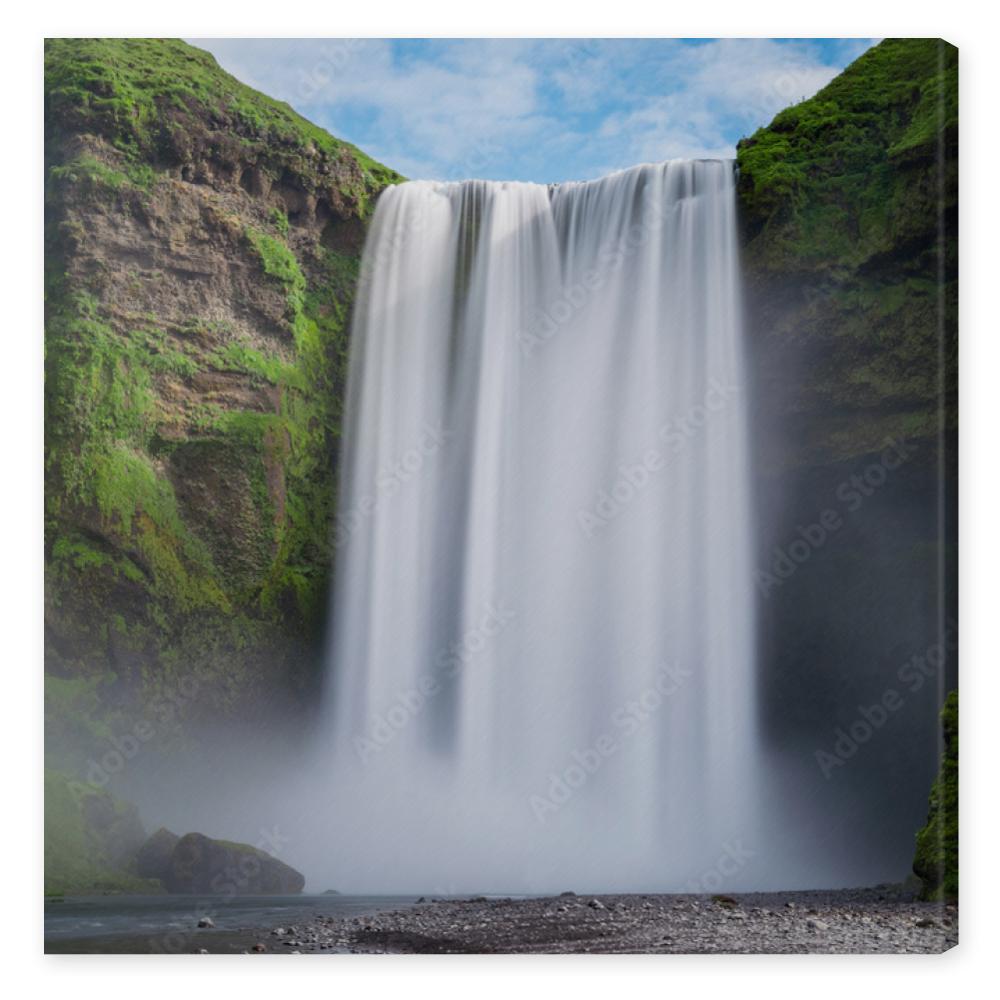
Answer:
[321, 161, 759, 893]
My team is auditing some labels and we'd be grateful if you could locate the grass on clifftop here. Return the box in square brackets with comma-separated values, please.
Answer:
[44, 38, 403, 199]
[44, 37, 401, 714]
[737, 38, 958, 269]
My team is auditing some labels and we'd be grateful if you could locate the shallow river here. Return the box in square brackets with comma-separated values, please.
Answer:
[44, 893, 420, 953]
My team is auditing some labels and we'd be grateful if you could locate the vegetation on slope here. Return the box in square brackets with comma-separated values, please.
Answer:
[45, 768, 160, 896]
[44, 39, 401, 749]
[913, 691, 958, 900]
[737, 39, 959, 869]
[737, 38, 958, 462]
[44, 38, 400, 203]
[739, 38, 957, 269]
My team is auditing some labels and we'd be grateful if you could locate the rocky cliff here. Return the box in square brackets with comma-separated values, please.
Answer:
[44, 38, 957, 894]
[737, 38, 957, 888]
[738, 37, 957, 467]
[913, 690, 958, 900]
[44, 39, 403, 757]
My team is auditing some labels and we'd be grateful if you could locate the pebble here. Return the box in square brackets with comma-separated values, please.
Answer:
[248, 889, 956, 955]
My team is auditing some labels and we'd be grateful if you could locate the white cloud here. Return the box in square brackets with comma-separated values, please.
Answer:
[591, 39, 850, 168]
[193, 38, 874, 183]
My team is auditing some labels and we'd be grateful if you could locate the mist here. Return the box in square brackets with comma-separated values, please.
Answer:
[96, 160, 953, 898]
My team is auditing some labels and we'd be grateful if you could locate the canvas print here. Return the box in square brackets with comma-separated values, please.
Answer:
[43, 37, 958, 954]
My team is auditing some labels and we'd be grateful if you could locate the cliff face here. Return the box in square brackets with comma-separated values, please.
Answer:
[45, 40, 957, 885]
[738, 37, 957, 467]
[44, 39, 403, 744]
[913, 690, 958, 900]
[737, 38, 958, 879]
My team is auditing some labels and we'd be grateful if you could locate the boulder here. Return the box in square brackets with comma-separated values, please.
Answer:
[135, 827, 180, 880]
[163, 832, 305, 895]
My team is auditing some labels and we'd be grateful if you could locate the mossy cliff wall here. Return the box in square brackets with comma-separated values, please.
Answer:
[913, 691, 958, 900]
[44, 39, 403, 749]
[738, 37, 957, 465]
[737, 38, 957, 880]
[45, 39, 957, 887]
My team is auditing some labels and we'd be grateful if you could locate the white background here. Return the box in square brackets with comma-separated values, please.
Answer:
[6, 1, 994, 993]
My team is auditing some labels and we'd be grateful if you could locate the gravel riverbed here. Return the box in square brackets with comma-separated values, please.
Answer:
[240, 887, 956, 954]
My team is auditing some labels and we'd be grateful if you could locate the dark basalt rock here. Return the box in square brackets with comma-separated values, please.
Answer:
[162, 832, 305, 895]
[135, 827, 180, 881]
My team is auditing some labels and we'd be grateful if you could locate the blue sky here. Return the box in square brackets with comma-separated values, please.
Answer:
[193, 38, 876, 183]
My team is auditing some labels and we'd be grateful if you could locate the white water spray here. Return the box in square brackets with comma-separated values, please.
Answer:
[321, 161, 759, 893]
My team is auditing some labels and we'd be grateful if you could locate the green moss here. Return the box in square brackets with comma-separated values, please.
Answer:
[50, 153, 157, 194]
[207, 340, 291, 384]
[738, 38, 958, 272]
[51, 536, 148, 589]
[258, 248, 358, 623]
[245, 225, 306, 319]
[45, 769, 161, 896]
[270, 206, 290, 237]
[45, 280, 229, 615]
[45, 37, 396, 729]
[45, 675, 117, 767]
[736, 38, 958, 462]
[91, 445, 229, 611]
[913, 691, 958, 901]
[44, 38, 403, 207]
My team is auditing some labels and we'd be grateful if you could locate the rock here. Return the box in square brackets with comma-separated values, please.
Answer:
[135, 827, 180, 881]
[806, 918, 829, 931]
[588, 899, 605, 910]
[251, 943, 267, 952]
[44, 39, 401, 733]
[197, 916, 215, 928]
[915, 918, 937, 928]
[163, 832, 305, 895]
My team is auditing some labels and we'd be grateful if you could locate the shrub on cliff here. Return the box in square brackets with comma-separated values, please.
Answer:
[913, 690, 958, 900]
